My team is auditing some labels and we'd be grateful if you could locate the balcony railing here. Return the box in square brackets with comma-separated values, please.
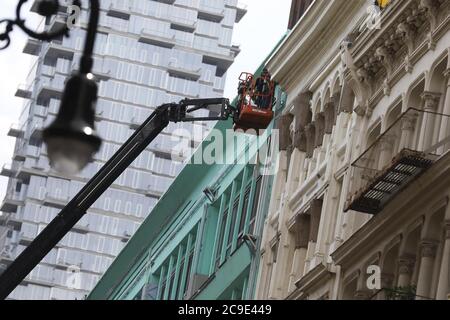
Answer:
[345, 108, 450, 215]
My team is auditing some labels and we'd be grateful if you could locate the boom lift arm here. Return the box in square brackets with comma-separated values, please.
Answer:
[0, 98, 236, 299]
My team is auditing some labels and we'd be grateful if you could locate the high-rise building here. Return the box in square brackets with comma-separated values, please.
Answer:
[0, 0, 246, 300]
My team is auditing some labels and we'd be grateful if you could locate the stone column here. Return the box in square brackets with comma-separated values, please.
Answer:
[309, 199, 323, 244]
[288, 214, 310, 289]
[379, 273, 395, 300]
[305, 123, 316, 158]
[418, 92, 441, 151]
[436, 220, 450, 300]
[324, 102, 335, 135]
[354, 270, 370, 300]
[416, 240, 438, 299]
[397, 256, 415, 288]
[399, 111, 419, 151]
[315, 113, 325, 148]
[437, 69, 450, 153]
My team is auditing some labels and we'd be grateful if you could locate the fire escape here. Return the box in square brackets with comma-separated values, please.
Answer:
[345, 108, 450, 215]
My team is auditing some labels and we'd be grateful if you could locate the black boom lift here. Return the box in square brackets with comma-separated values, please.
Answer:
[0, 98, 237, 299]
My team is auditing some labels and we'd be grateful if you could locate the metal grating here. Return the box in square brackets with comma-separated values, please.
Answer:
[345, 149, 435, 215]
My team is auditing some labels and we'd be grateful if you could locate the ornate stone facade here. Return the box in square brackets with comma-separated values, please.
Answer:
[256, 0, 450, 300]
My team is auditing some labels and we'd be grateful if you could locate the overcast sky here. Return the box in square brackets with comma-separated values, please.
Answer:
[0, 0, 291, 200]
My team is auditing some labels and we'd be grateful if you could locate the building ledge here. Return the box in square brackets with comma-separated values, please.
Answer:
[42, 196, 68, 210]
[0, 164, 15, 178]
[289, 263, 332, 300]
[23, 38, 41, 56]
[15, 84, 32, 99]
[138, 30, 176, 49]
[225, 2, 248, 23]
[0, 198, 23, 213]
[170, 21, 196, 33]
[197, 7, 225, 23]
[167, 63, 201, 81]
[202, 51, 235, 77]
[42, 42, 75, 60]
[106, 5, 131, 20]
[7, 124, 24, 138]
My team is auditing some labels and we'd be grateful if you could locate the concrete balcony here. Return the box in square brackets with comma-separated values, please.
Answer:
[202, 50, 235, 77]
[13, 150, 26, 162]
[15, 84, 32, 99]
[16, 164, 47, 181]
[198, 6, 225, 23]
[23, 276, 55, 288]
[73, 224, 90, 235]
[36, 80, 63, 101]
[42, 194, 69, 210]
[167, 62, 201, 81]
[31, 0, 69, 13]
[0, 194, 24, 213]
[107, 4, 131, 20]
[231, 44, 241, 57]
[235, 2, 248, 22]
[29, 118, 45, 140]
[145, 187, 163, 200]
[225, 1, 248, 22]
[138, 30, 177, 49]
[18, 233, 34, 246]
[170, 20, 197, 33]
[0, 164, 15, 178]
[153, 0, 175, 4]
[42, 42, 75, 60]
[7, 124, 24, 138]
[47, 16, 67, 34]
[23, 38, 41, 56]
[0, 214, 22, 229]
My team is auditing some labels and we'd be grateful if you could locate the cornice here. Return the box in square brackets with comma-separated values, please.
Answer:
[267, 0, 367, 93]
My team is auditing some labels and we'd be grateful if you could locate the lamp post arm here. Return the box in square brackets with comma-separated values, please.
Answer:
[79, 0, 99, 74]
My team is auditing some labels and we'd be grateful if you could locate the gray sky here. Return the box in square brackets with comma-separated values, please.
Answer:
[0, 0, 291, 200]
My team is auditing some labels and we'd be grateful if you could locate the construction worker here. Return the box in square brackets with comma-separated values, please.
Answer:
[254, 68, 272, 109]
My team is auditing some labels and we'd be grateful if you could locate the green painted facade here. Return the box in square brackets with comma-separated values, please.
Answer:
[88, 38, 287, 300]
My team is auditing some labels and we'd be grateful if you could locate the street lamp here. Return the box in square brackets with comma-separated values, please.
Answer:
[43, 72, 101, 174]
[0, 0, 101, 174]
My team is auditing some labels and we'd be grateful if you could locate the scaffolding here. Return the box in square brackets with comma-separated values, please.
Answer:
[345, 108, 450, 215]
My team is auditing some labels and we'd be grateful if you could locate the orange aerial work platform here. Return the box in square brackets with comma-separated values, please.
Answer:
[233, 71, 276, 132]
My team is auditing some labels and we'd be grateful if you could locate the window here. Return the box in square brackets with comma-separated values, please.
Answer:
[238, 185, 251, 244]
[183, 250, 194, 298]
[226, 198, 239, 256]
[113, 200, 121, 213]
[249, 177, 262, 235]
[215, 207, 228, 268]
